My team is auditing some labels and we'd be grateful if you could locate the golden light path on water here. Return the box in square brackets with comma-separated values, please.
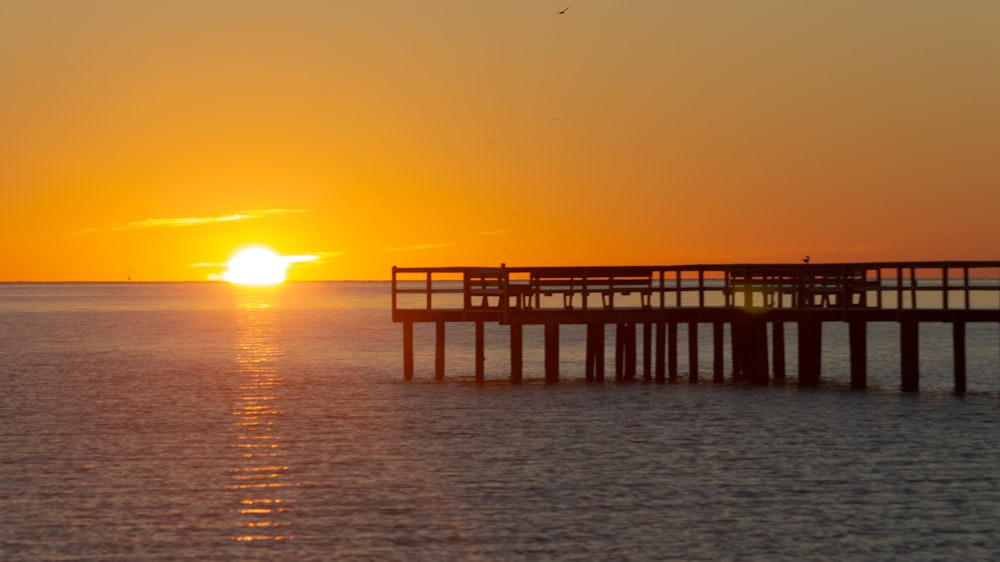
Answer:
[228, 287, 297, 542]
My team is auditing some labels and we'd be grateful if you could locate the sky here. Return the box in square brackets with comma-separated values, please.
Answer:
[2, 1, 998, 281]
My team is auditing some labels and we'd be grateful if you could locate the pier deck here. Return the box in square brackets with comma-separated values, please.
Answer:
[392, 262, 1000, 391]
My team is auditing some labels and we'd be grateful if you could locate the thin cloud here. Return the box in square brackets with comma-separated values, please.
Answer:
[76, 209, 306, 234]
[190, 250, 342, 269]
[383, 242, 458, 253]
[284, 251, 344, 264]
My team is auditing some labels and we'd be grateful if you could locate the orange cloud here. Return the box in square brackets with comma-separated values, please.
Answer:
[76, 209, 306, 234]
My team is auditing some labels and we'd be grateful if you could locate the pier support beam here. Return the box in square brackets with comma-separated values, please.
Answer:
[953, 321, 967, 394]
[849, 320, 867, 389]
[688, 322, 699, 383]
[731, 321, 743, 380]
[748, 321, 770, 386]
[668, 322, 678, 381]
[545, 323, 559, 383]
[731, 320, 768, 384]
[585, 324, 596, 382]
[475, 320, 485, 384]
[615, 324, 624, 381]
[615, 323, 637, 381]
[713, 321, 725, 383]
[900, 319, 919, 392]
[403, 322, 414, 381]
[733, 320, 769, 385]
[585, 324, 606, 382]
[626, 323, 637, 381]
[772, 322, 786, 381]
[510, 323, 523, 384]
[435, 321, 446, 381]
[643, 323, 652, 381]
[595, 325, 605, 382]
[655, 321, 666, 383]
[798, 319, 822, 386]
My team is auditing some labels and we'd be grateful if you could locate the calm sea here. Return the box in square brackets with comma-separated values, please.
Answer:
[1, 282, 998, 561]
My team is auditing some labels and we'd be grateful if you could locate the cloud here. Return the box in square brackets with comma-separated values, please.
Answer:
[283, 251, 344, 264]
[190, 250, 342, 269]
[76, 209, 306, 234]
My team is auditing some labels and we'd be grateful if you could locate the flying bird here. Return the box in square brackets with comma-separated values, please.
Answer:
[803, 256, 811, 264]
[558, 6, 570, 14]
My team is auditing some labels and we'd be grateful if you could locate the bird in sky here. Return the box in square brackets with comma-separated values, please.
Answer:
[803, 256, 811, 264]
[558, 6, 570, 14]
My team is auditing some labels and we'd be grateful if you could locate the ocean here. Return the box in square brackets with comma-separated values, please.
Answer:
[1, 282, 998, 561]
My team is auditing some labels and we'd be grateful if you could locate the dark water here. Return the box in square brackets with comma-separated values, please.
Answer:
[1, 282, 998, 560]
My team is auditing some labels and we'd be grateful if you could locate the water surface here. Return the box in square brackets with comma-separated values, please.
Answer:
[1, 282, 998, 560]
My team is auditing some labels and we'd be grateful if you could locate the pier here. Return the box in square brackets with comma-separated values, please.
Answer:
[391, 262, 1000, 392]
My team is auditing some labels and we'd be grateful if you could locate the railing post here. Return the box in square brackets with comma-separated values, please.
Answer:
[658, 270, 665, 309]
[463, 271, 472, 310]
[963, 266, 970, 309]
[675, 270, 682, 307]
[698, 268, 705, 308]
[876, 268, 883, 309]
[426, 271, 432, 310]
[391, 266, 398, 316]
[942, 266, 949, 310]
[896, 266, 903, 310]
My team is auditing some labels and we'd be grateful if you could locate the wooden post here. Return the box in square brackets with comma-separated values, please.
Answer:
[798, 319, 822, 386]
[953, 321, 967, 394]
[545, 323, 559, 383]
[625, 323, 637, 381]
[655, 321, 666, 383]
[475, 320, 485, 384]
[510, 323, 523, 384]
[747, 321, 770, 386]
[435, 321, 445, 381]
[668, 322, 678, 381]
[731, 321, 743, 380]
[643, 322, 652, 381]
[849, 319, 867, 389]
[772, 321, 786, 380]
[585, 324, 596, 382]
[713, 321, 725, 383]
[403, 321, 414, 380]
[615, 323, 625, 381]
[900, 318, 919, 392]
[688, 322, 699, 383]
[595, 324, 606, 382]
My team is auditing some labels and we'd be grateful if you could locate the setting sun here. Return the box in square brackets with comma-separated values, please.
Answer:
[223, 248, 288, 285]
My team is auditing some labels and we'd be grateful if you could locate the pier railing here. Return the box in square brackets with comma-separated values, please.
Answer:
[392, 262, 1000, 320]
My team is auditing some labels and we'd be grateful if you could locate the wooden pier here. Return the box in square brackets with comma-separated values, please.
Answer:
[391, 262, 1000, 392]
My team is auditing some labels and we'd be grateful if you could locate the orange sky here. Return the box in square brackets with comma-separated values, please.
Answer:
[2, 1, 998, 281]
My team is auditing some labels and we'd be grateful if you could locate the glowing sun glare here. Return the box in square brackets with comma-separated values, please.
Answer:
[223, 248, 288, 285]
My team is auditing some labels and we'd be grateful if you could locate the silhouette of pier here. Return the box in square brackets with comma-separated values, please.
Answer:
[391, 262, 1000, 392]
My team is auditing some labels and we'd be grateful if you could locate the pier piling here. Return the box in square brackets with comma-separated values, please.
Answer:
[953, 321, 967, 393]
[435, 321, 445, 381]
[901, 318, 919, 392]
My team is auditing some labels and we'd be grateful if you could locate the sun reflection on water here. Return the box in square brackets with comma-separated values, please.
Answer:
[228, 288, 297, 542]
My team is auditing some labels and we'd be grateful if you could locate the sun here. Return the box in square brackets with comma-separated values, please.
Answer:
[223, 247, 288, 285]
